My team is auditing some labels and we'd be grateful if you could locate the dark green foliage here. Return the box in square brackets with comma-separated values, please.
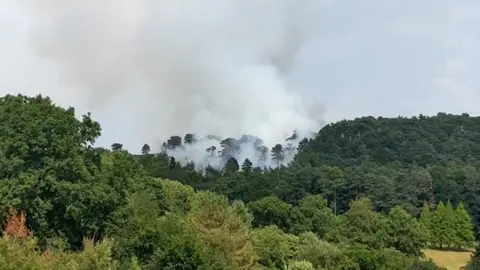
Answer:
[146, 214, 203, 270]
[324, 198, 390, 249]
[248, 196, 294, 232]
[386, 206, 424, 256]
[141, 144, 151, 155]
[343, 245, 445, 270]
[0, 94, 112, 249]
[106, 191, 164, 264]
[465, 246, 480, 269]
[307, 113, 480, 166]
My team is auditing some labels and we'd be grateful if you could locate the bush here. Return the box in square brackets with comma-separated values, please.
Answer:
[284, 260, 314, 270]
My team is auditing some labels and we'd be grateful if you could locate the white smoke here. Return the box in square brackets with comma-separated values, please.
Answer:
[20, 0, 325, 169]
[165, 132, 313, 170]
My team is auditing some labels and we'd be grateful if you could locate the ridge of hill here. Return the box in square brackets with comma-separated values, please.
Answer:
[137, 113, 480, 233]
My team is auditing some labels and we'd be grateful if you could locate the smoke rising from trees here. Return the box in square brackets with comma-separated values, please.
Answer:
[20, 0, 325, 169]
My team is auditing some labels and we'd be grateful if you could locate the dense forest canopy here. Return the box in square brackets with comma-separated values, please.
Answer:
[309, 113, 480, 166]
[1, 94, 479, 269]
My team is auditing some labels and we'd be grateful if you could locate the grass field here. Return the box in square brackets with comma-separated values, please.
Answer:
[422, 249, 473, 270]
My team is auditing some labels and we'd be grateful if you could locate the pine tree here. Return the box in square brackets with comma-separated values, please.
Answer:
[111, 142, 123, 151]
[241, 158, 253, 172]
[271, 144, 285, 165]
[224, 157, 240, 173]
[454, 202, 475, 249]
[445, 200, 456, 247]
[418, 203, 433, 246]
[141, 143, 151, 155]
[431, 201, 449, 248]
[184, 133, 195, 145]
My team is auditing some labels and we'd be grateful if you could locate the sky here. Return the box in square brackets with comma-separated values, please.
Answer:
[290, 0, 480, 120]
[0, 0, 479, 151]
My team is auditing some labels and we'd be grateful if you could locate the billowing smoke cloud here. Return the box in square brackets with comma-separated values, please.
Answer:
[20, 0, 325, 169]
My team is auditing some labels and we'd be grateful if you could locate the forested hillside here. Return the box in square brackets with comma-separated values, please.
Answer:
[308, 113, 480, 166]
[1, 94, 479, 269]
[139, 113, 480, 232]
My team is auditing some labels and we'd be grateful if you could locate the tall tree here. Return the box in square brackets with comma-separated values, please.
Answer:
[206, 146, 217, 157]
[141, 143, 151, 155]
[445, 201, 456, 247]
[418, 203, 433, 246]
[111, 143, 123, 151]
[250, 225, 299, 269]
[248, 196, 293, 232]
[296, 195, 334, 238]
[271, 144, 285, 165]
[166, 136, 182, 149]
[453, 202, 475, 249]
[168, 157, 176, 170]
[241, 158, 253, 173]
[386, 206, 424, 256]
[224, 157, 240, 173]
[257, 146, 269, 166]
[0, 94, 106, 248]
[324, 198, 389, 249]
[188, 191, 259, 269]
[431, 201, 450, 248]
[318, 166, 346, 216]
[184, 133, 195, 145]
[219, 138, 240, 162]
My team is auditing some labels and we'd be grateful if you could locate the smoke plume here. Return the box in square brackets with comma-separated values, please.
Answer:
[20, 0, 325, 169]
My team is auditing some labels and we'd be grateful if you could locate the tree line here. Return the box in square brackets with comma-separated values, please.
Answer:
[418, 201, 475, 249]
[0, 94, 478, 269]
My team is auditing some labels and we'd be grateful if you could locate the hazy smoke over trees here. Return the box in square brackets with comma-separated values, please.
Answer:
[20, 0, 325, 169]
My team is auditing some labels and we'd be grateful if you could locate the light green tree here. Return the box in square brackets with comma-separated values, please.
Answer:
[418, 203, 433, 246]
[453, 202, 475, 249]
[431, 201, 449, 248]
[445, 201, 456, 247]
[250, 225, 299, 269]
[284, 260, 314, 270]
[188, 190, 259, 269]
